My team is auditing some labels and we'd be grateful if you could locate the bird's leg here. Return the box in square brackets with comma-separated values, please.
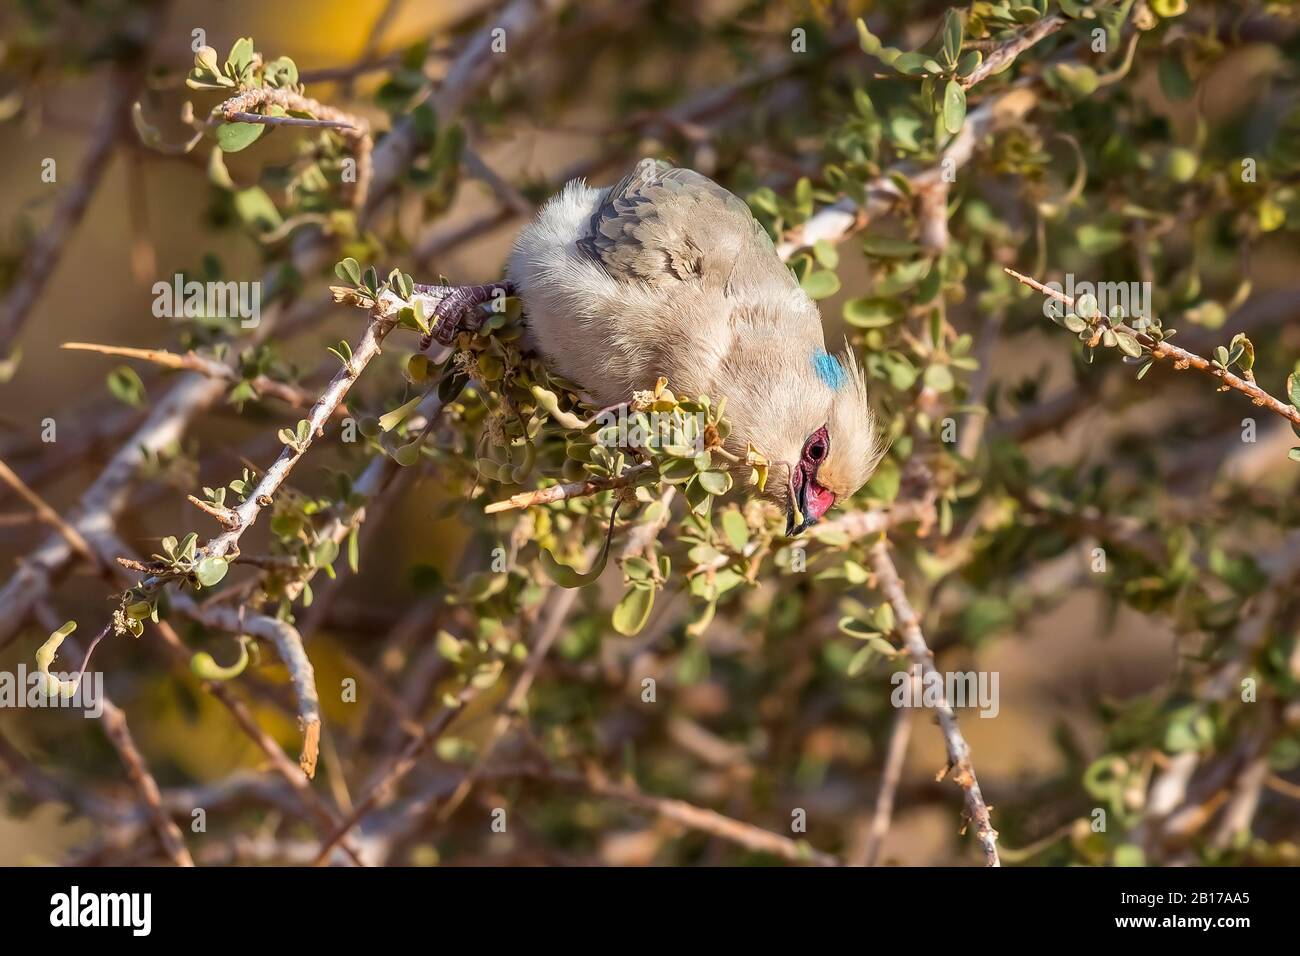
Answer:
[413, 281, 515, 350]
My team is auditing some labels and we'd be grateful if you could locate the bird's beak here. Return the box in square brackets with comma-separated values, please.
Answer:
[785, 460, 836, 537]
[785, 461, 814, 537]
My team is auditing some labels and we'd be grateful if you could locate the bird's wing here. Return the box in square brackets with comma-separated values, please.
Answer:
[577, 158, 796, 295]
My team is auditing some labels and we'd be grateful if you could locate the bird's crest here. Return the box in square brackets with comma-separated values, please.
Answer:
[818, 345, 887, 500]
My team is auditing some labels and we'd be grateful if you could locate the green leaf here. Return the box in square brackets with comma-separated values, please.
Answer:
[844, 296, 902, 328]
[1048, 63, 1099, 99]
[721, 510, 749, 552]
[194, 556, 228, 587]
[923, 364, 955, 392]
[801, 270, 841, 300]
[233, 186, 282, 231]
[1157, 55, 1193, 101]
[1076, 224, 1125, 256]
[190, 637, 251, 681]
[892, 52, 943, 75]
[942, 80, 966, 135]
[846, 645, 874, 677]
[658, 458, 696, 484]
[697, 470, 733, 496]
[216, 121, 265, 153]
[812, 239, 839, 270]
[612, 585, 655, 636]
[35, 622, 81, 699]
[378, 394, 425, 432]
[392, 437, 424, 466]
[263, 55, 299, 89]
[941, 9, 964, 67]
[107, 366, 146, 407]
[225, 37, 255, 80]
[862, 236, 922, 257]
[1149, 0, 1188, 17]
[328, 340, 354, 366]
[856, 19, 882, 55]
[1257, 197, 1286, 232]
[685, 476, 714, 515]
[1114, 332, 1143, 357]
[335, 257, 362, 286]
[540, 546, 609, 588]
[347, 526, 360, 573]
[956, 49, 982, 78]
[195, 45, 220, 75]
[1113, 845, 1146, 867]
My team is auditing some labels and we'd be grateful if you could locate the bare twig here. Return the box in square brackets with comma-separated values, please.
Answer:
[0, 457, 96, 563]
[61, 341, 343, 416]
[868, 539, 1001, 867]
[533, 765, 841, 866]
[434, 585, 582, 823]
[0, 1, 168, 355]
[99, 701, 196, 867]
[858, 695, 916, 867]
[484, 462, 653, 514]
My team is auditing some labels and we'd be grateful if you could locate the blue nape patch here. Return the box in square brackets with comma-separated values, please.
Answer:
[812, 350, 847, 390]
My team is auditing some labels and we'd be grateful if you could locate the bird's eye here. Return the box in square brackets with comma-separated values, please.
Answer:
[806, 441, 826, 462]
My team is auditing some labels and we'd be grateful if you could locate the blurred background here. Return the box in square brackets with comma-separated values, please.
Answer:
[1, 0, 1298, 867]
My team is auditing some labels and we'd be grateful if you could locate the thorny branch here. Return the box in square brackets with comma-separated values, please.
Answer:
[1004, 267, 1300, 429]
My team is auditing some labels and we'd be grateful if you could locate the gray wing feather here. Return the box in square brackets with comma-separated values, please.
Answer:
[577, 158, 794, 294]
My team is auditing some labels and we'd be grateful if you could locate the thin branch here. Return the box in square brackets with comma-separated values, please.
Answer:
[1003, 267, 1300, 428]
[775, 81, 1034, 260]
[958, 12, 1070, 90]
[310, 683, 479, 866]
[61, 340, 345, 416]
[434, 585, 582, 823]
[484, 462, 653, 513]
[99, 701, 196, 867]
[141, 307, 397, 580]
[217, 87, 372, 208]
[868, 539, 1001, 867]
[0, 457, 96, 563]
[533, 766, 842, 867]
[31, 601, 194, 868]
[0, 373, 228, 649]
[222, 111, 357, 130]
[171, 592, 322, 778]
[0, 1, 167, 355]
[857, 695, 915, 867]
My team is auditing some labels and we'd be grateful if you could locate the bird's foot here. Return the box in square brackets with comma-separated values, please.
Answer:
[414, 281, 515, 350]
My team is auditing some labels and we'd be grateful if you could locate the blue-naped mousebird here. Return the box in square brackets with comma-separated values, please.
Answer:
[430, 158, 884, 534]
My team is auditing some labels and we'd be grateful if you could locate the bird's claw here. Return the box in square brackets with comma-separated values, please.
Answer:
[415, 281, 513, 350]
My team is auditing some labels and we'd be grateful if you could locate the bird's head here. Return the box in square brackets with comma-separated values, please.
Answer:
[740, 344, 884, 536]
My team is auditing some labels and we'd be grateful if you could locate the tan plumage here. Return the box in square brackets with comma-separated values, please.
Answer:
[507, 158, 884, 532]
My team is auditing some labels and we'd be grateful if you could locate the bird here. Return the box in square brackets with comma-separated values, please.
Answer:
[439, 158, 885, 535]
